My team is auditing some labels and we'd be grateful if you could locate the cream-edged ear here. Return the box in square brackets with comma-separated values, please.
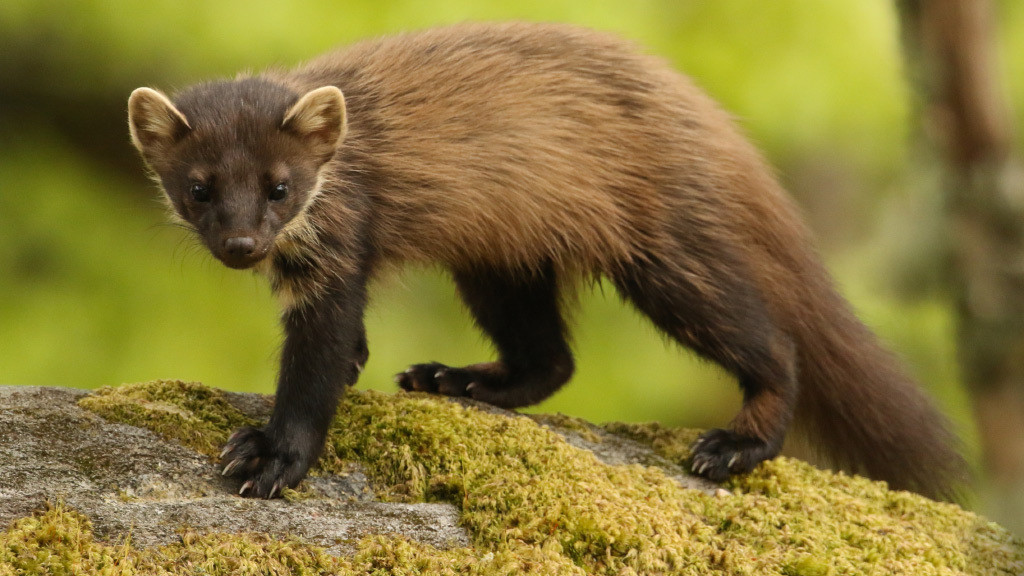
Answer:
[127, 87, 191, 157]
[281, 86, 347, 163]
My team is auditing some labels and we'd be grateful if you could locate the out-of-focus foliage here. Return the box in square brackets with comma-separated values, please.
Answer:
[0, 0, 1021, 435]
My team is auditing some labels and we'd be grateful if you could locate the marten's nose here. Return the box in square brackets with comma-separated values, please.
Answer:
[220, 236, 262, 269]
[224, 236, 256, 258]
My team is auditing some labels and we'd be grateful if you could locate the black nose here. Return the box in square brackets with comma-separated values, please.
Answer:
[224, 236, 257, 258]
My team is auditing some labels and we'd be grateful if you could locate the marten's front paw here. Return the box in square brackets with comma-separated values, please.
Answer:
[689, 428, 777, 482]
[220, 427, 309, 498]
[395, 362, 477, 397]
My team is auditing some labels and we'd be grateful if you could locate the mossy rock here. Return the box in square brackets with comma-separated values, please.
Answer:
[0, 380, 1020, 575]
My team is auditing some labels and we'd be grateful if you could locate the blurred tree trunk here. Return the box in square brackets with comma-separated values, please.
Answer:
[896, 0, 1024, 507]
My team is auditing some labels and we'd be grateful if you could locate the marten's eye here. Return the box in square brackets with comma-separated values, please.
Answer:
[270, 182, 289, 202]
[189, 183, 211, 203]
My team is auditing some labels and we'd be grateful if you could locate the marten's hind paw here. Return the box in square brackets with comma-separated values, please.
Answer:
[220, 427, 309, 499]
[689, 429, 777, 482]
[395, 362, 477, 397]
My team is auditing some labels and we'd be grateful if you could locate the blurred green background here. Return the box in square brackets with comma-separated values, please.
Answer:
[1, 0, 1023, 503]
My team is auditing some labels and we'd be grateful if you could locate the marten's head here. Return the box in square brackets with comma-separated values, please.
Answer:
[128, 79, 346, 269]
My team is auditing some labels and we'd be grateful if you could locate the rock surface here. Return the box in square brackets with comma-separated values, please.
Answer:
[1, 382, 1021, 576]
[0, 386, 465, 555]
[0, 384, 715, 555]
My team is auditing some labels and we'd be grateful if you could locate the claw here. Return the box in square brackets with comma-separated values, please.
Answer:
[434, 369, 447, 380]
[239, 480, 254, 496]
[694, 457, 712, 476]
[727, 453, 740, 469]
[222, 458, 242, 477]
[219, 445, 232, 460]
[269, 482, 281, 499]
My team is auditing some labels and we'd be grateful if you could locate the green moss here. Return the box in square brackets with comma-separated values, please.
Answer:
[601, 421, 704, 464]
[0, 503, 346, 575]
[326, 390, 719, 573]
[77, 380, 259, 459]
[529, 413, 604, 444]
[9, 379, 1010, 575]
[0, 505, 579, 575]
[0, 503, 132, 576]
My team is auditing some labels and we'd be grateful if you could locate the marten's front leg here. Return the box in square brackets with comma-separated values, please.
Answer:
[396, 263, 574, 409]
[221, 279, 367, 498]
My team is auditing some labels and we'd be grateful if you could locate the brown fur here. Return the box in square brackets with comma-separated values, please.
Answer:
[128, 22, 967, 500]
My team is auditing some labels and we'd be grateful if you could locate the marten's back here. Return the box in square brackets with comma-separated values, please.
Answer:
[277, 22, 796, 279]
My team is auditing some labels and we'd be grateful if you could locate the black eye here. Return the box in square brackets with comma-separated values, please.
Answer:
[189, 183, 211, 203]
[269, 182, 288, 201]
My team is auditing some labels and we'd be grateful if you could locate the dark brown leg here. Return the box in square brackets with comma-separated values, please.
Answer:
[612, 251, 797, 481]
[397, 263, 574, 409]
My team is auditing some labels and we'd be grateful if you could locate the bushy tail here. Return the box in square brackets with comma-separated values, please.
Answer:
[789, 270, 969, 501]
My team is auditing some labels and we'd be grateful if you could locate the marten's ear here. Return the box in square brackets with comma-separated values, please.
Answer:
[281, 86, 347, 163]
[128, 87, 191, 160]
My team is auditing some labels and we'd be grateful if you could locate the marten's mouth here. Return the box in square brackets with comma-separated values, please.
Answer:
[216, 248, 270, 270]
[219, 254, 267, 270]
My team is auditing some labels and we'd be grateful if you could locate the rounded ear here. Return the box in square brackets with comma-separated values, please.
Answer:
[127, 87, 191, 159]
[281, 86, 347, 163]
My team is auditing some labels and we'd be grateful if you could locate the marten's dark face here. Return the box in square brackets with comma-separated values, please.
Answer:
[128, 79, 347, 269]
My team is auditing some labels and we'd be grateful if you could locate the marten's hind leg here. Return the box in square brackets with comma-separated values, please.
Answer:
[612, 252, 798, 481]
[396, 263, 575, 408]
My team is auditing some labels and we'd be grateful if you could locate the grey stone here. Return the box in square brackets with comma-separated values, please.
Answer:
[0, 385, 713, 555]
[0, 385, 468, 554]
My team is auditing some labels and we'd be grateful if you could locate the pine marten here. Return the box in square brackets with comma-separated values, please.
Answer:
[127, 21, 966, 500]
